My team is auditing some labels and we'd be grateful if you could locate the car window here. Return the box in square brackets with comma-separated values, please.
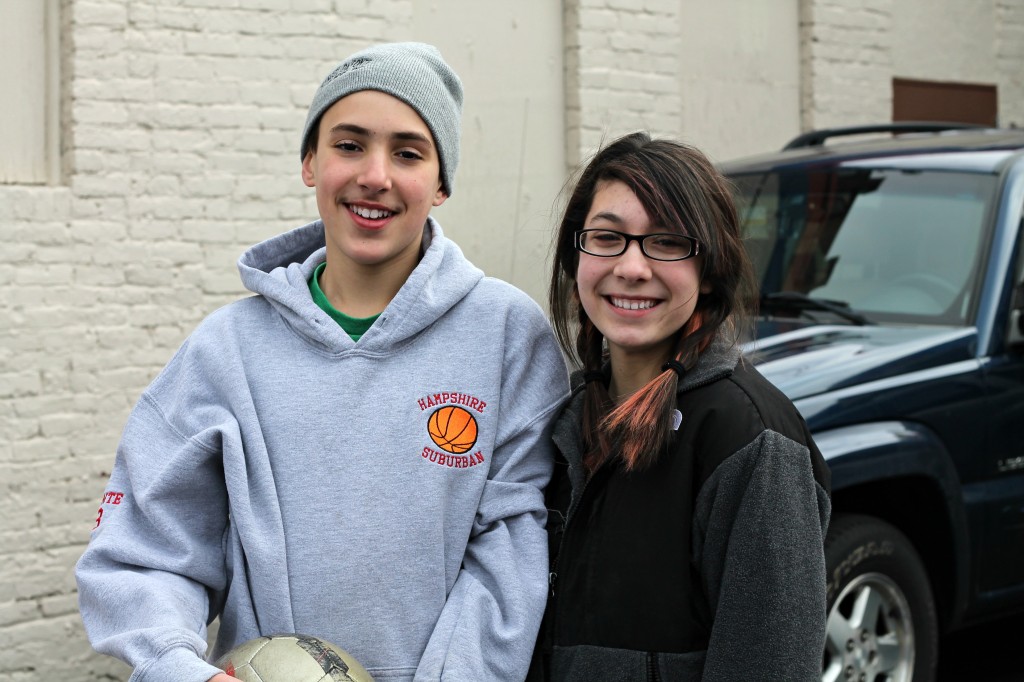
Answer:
[732, 168, 996, 325]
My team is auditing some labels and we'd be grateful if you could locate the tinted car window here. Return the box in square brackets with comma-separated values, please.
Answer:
[732, 168, 996, 325]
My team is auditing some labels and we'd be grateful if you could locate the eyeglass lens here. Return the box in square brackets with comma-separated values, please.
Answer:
[578, 229, 695, 260]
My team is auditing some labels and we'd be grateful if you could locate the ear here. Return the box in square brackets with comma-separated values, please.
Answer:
[700, 280, 712, 295]
[301, 151, 316, 188]
[432, 184, 448, 207]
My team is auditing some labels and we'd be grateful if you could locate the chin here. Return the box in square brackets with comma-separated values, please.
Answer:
[608, 338, 662, 355]
[351, 252, 400, 267]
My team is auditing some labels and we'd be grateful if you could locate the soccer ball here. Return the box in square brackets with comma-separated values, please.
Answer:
[214, 633, 374, 682]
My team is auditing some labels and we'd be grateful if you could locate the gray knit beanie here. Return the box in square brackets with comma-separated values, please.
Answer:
[300, 42, 464, 196]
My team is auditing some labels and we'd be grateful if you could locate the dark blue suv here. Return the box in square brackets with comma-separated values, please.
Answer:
[720, 123, 1024, 682]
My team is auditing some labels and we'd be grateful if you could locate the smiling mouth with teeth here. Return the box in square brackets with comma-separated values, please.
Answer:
[348, 204, 394, 220]
[610, 297, 657, 311]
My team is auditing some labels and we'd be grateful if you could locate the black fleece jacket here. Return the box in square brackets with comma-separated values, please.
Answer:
[532, 340, 831, 682]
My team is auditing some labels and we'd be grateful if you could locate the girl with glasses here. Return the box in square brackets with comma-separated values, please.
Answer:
[530, 132, 831, 681]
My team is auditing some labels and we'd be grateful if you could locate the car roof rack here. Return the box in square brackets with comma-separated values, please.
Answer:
[782, 122, 987, 150]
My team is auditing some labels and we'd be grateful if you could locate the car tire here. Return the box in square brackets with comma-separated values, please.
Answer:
[822, 514, 938, 682]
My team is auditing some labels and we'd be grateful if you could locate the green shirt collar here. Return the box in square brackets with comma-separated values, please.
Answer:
[308, 262, 380, 342]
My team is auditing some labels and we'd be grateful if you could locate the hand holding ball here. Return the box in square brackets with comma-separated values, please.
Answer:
[215, 633, 374, 682]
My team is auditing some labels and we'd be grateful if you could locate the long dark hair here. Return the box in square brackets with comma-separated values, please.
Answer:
[549, 132, 757, 473]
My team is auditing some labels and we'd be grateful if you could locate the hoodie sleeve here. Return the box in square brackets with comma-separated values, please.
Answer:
[415, 305, 569, 682]
[693, 429, 831, 682]
[75, 347, 231, 682]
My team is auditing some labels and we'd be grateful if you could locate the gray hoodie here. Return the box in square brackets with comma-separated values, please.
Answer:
[75, 218, 570, 682]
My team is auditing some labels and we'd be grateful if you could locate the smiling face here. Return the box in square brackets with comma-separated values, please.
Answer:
[301, 90, 448, 275]
[576, 179, 708, 369]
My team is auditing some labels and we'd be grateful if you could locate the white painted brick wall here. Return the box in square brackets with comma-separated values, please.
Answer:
[997, 0, 1024, 128]
[565, 0, 681, 166]
[801, 0, 894, 130]
[802, 0, 1022, 134]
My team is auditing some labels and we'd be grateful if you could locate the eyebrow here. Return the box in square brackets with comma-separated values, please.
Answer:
[328, 123, 433, 147]
[588, 211, 626, 225]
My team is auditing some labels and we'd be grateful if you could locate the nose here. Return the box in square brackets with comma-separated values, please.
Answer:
[358, 149, 392, 193]
[612, 240, 652, 281]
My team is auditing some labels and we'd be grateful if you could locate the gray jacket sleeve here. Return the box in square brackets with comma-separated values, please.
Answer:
[74, 390, 230, 682]
[693, 429, 831, 682]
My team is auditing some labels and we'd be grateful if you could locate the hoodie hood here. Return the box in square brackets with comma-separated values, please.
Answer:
[237, 216, 484, 353]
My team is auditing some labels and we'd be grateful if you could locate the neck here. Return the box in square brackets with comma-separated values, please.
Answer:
[319, 249, 420, 318]
[607, 346, 671, 404]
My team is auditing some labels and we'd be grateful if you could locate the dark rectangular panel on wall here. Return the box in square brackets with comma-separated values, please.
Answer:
[893, 78, 998, 126]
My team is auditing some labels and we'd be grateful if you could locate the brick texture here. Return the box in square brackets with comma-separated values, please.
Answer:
[997, 0, 1024, 128]
[801, 0, 1024, 132]
[800, 0, 894, 130]
[564, 0, 682, 166]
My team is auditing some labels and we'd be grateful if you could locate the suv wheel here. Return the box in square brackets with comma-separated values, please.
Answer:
[822, 514, 938, 682]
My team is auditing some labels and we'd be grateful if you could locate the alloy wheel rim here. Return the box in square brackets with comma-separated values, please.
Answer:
[822, 571, 915, 682]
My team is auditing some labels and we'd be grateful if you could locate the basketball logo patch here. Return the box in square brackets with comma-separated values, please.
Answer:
[428, 406, 478, 454]
[416, 390, 488, 469]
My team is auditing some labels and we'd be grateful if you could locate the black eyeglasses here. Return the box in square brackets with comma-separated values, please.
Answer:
[574, 229, 703, 262]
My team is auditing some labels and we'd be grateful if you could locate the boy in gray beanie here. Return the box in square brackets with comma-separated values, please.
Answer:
[301, 42, 463, 196]
[76, 42, 568, 682]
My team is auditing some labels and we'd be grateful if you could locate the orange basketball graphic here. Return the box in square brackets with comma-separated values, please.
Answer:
[428, 406, 478, 454]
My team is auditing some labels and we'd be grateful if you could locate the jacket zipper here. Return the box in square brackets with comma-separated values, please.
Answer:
[547, 460, 603, 653]
[647, 651, 662, 682]
[548, 462, 597, 597]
